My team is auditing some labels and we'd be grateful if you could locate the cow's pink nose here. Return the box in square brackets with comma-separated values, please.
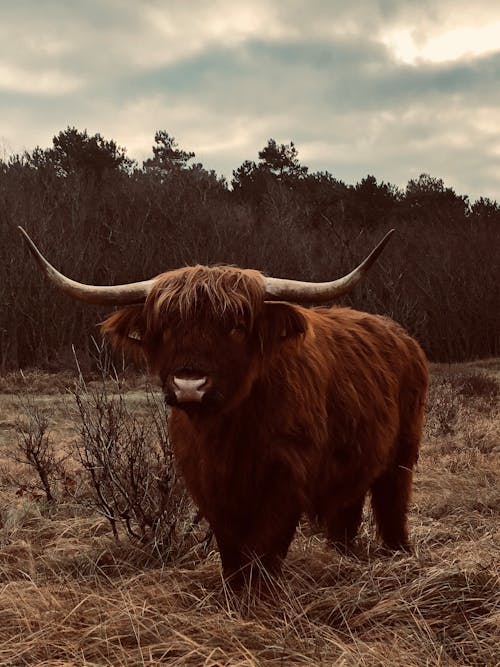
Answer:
[173, 377, 208, 403]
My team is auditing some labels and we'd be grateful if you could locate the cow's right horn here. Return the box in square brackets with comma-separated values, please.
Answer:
[18, 227, 155, 305]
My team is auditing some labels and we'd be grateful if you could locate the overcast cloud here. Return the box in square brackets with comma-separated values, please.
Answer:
[1, 0, 499, 201]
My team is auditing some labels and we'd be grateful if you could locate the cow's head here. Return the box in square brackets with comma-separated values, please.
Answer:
[18, 227, 394, 412]
[101, 265, 309, 411]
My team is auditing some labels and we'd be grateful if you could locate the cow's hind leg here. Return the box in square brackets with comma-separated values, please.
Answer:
[326, 495, 365, 551]
[370, 463, 413, 551]
[373, 350, 427, 551]
[372, 383, 425, 551]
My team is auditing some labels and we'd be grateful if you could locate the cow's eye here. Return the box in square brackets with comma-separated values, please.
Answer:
[128, 330, 142, 342]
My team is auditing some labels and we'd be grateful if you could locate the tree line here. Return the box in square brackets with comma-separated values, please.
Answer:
[1, 127, 499, 371]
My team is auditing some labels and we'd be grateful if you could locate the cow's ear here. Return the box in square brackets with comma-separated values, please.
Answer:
[100, 305, 147, 357]
[259, 302, 308, 347]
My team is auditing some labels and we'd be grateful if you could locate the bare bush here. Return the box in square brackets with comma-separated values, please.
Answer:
[451, 369, 499, 407]
[72, 374, 191, 561]
[426, 366, 500, 437]
[13, 398, 67, 501]
[426, 378, 460, 437]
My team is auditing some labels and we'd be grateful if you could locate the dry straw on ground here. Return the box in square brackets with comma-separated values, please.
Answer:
[0, 362, 499, 666]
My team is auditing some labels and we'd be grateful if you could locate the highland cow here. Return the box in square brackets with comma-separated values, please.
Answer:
[19, 227, 428, 585]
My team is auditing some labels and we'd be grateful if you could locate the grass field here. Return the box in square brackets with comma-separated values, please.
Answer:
[0, 362, 498, 666]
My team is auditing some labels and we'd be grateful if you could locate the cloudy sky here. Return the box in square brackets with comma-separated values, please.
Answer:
[1, 0, 499, 201]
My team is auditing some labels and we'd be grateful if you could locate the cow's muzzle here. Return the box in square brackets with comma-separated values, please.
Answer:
[172, 376, 210, 403]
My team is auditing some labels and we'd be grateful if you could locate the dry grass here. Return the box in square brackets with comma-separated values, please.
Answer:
[0, 364, 499, 666]
[0, 368, 152, 395]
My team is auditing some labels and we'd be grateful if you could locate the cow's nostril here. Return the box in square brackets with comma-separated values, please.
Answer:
[173, 376, 207, 389]
[172, 376, 208, 403]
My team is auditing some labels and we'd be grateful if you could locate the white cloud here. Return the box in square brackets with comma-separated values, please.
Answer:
[106, 2, 289, 70]
[381, 22, 500, 64]
[0, 62, 83, 95]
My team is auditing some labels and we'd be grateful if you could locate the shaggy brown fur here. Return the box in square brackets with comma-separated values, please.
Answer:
[102, 265, 428, 586]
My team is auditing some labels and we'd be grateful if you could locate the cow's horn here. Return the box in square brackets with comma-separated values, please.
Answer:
[18, 227, 154, 305]
[263, 229, 395, 303]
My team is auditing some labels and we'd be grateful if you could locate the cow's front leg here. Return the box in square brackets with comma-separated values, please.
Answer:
[212, 461, 302, 588]
[244, 467, 302, 580]
[216, 506, 300, 592]
[216, 540, 245, 588]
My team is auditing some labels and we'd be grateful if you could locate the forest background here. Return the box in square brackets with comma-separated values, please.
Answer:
[1, 126, 499, 371]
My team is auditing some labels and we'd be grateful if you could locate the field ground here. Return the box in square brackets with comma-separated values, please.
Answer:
[0, 362, 499, 666]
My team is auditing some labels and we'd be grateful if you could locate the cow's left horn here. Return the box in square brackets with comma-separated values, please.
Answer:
[18, 227, 155, 305]
[263, 229, 395, 303]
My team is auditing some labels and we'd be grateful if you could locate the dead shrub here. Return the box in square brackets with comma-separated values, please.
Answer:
[426, 378, 460, 437]
[13, 398, 68, 502]
[452, 371, 499, 417]
[72, 374, 192, 562]
[426, 368, 499, 438]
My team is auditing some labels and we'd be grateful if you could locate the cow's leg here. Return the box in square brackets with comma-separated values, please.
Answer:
[244, 468, 302, 580]
[235, 518, 298, 598]
[215, 511, 299, 588]
[371, 403, 423, 551]
[217, 511, 298, 591]
[216, 539, 245, 588]
[326, 495, 365, 551]
[373, 356, 426, 552]
[212, 461, 301, 588]
[255, 510, 301, 574]
[370, 465, 412, 551]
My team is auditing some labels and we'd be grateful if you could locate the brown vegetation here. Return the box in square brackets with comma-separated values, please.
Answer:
[0, 363, 498, 665]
